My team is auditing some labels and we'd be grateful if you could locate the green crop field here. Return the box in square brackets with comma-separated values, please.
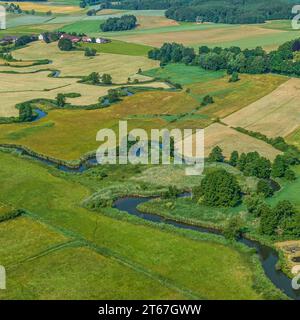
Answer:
[287, 127, 300, 150]
[60, 19, 104, 34]
[78, 40, 153, 56]
[0, 151, 271, 300]
[143, 64, 226, 85]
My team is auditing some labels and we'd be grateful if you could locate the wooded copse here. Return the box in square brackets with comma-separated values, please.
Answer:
[100, 15, 137, 32]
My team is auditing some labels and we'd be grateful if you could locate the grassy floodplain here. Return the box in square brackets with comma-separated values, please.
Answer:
[137, 163, 300, 232]
[0, 151, 273, 300]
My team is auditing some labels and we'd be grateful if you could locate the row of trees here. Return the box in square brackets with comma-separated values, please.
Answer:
[148, 39, 300, 77]
[81, 72, 113, 85]
[209, 146, 296, 182]
[100, 15, 137, 32]
[113, 0, 293, 24]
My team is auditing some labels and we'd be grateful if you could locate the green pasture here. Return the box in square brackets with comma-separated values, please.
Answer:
[143, 64, 226, 85]
[77, 40, 153, 56]
[0, 151, 276, 299]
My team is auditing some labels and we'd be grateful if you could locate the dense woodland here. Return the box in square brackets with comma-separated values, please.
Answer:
[113, 0, 296, 24]
[148, 38, 300, 77]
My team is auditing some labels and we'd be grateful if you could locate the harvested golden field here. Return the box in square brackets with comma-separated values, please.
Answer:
[177, 123, 280, 160]
[8, 42, 159, 81]
[17, 2, 83, 14]
[116, 24, 284, 47]
[204, 123, 281, 160]
[0, 71, 168, 117]
[223, 78, 300, 138]
[137, 16, 179, 30]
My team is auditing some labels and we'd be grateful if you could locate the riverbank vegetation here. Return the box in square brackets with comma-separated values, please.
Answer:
[0, 151, 284, 300]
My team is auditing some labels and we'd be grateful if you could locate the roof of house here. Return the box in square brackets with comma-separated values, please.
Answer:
[60, 34, 81, 41]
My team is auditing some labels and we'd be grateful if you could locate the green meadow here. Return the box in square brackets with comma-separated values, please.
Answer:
[198, 30, 300, 51]
[0, 151, 280, 300]
[143, 64, 226, 85]
[78, 40, 153, 56]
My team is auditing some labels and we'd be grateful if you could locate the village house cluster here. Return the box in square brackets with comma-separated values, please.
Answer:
[39, 33, 111, 44]
[0, 33, 110, 46]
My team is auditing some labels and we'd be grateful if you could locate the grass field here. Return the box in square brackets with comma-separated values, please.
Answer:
[267, 165, 300, 209]
[2, 246, 188, 300]
[223, 78, 300, 138]
[261, 20, 297, 32]
[287, 127, 300, 149]
[60, 19, 104, 34]
[189, 73, 287, 118]
[0, 216, 69, 266]
[0, 152, 268, 300]
[112, 24, 294, 50]
[143, 64, 226, 85]
[77, 40, 153, 56]
[0, 61, 286, 158]
[0, 90, 197, 158]
[0, 23, 66, 37]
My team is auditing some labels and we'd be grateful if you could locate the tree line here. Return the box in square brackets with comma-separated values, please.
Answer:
[148, 39, 300, 77]
[112, 0, 294, 24]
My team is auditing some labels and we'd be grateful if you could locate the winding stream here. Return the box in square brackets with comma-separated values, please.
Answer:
[114, 196, 300, 300]
[4, 145, 300, 299]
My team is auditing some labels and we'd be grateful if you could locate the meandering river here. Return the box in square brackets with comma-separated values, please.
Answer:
[5, 145, 300, 300]
[114, 196, 300, 300]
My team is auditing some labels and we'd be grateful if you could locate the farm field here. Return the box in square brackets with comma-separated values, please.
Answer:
[199, 123, 280, 160]
[77, 40, 153, 56]
[0, 70, 285, 160]
[189, 74, 287, 118]
[0, 90, 198, 159]
[0, 216, 69, 266]
[143, 64, 226, 85]
[0, 152, 266, 300]
[16, 2, 84, 14]
[0, 70, 168, 117]
[1, 4, 300, 302]
[287, 127, 300, 149]
[112, 24, 297, 50]
[223, 78, 300, 138]
[0, 57, 287, 158]
[9, 42, 159, 79]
